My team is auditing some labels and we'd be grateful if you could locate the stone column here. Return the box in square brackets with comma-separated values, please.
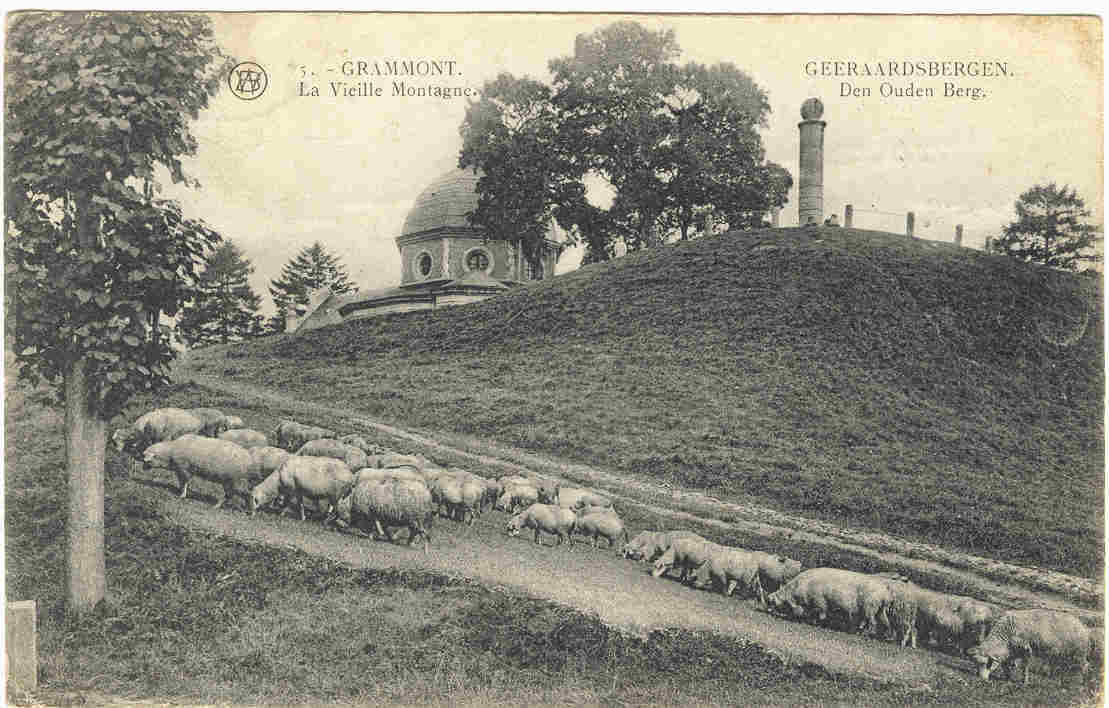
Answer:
[955, 224, 963, 246]
[906, 212, 915, 237]
[844, 204, 853, 228]
[798, 98, 827, 227]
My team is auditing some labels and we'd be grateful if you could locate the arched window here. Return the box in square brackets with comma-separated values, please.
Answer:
[463, 247, 493, 274]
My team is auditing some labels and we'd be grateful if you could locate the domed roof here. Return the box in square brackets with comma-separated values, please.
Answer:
[401, 168, 483, 236]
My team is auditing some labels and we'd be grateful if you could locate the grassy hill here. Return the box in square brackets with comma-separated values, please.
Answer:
[187, 226, 1104, 578]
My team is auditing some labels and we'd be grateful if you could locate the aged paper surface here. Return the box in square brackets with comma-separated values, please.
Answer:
[4, 11, 1103, 705]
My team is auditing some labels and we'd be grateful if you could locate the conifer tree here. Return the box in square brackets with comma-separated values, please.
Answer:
[178, 241, 264, 345]
[991, 183, 1102, 271]
[268, 241, 355, 329]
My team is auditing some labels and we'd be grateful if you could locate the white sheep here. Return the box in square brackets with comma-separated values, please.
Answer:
[142, 434, 254, 509]
[218, 428, 269, 449]
[574, 510, 629, 549]
[250, 455, 353, 523]
[113, 408, 205, 474]
[271, 420, 337, 452]
[336, 477, 435, 552]
[187, 408, 233, 437]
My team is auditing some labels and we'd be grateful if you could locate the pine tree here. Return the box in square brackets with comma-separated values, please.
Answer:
[268, 242, 356, 328]
[992, 183, 1102, 271]
[178, 241, 265, 346]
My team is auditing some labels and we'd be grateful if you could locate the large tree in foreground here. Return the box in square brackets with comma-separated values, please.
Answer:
[991, 183, 1102, 271]
[178, 240, 265, 346]
[5, 11, 229, 613]
[268, 242, 356, 330]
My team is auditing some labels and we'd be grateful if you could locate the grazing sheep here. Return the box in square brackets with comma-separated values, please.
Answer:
[495, 485, 540, 514]
[336, 477, 435, 553]
[272, 420, 337, 452]
[142, 434, 254, 509]
[188, 408, 233, 437]
[250, 455, 353, 523]
[339, 434, 386, 455]
[506, 504, 576, 547]
[295, 438, 368, 472]
[574, 510, 629, 549]
[355, 466, 426, 485]
[691, 547, 766, 602]
[246, 446, 292, 483]
[219, 428, 269, 449]
[968, 609, 1092, 685]
[749, 551, 804, 594]
[556, 486, 611, 510]
[652, 538, 720, 583]
[113, 407, 205, 473]
[766, 568, 892, 637]
[625, 530, 706, 563]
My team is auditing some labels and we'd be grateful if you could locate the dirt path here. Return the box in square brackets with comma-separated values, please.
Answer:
[183, 370, 1100, 619]
[141, 476, 965, 690]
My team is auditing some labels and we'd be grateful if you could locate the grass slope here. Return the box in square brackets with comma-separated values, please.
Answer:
[7, 370, 1102, 705]
[187, 227, 1104, 578]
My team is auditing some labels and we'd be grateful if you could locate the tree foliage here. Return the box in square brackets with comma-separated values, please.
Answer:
[990, 183, 1102, 271]
[5, 11, 231, 416]
[178, 240, 265, 346]
[459, 20, 791, 262]
[268, 242, 356, 329]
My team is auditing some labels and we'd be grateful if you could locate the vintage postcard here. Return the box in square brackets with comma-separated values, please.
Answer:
[4, 12, 1103, 706]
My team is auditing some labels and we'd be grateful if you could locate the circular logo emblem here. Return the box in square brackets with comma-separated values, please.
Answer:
[229, 62, 268, 101]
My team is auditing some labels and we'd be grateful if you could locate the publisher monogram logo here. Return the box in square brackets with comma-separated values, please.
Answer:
[229, 62, 268, 101]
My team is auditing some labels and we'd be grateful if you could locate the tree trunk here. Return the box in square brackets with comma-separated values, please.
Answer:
[65, 356, 107, 614]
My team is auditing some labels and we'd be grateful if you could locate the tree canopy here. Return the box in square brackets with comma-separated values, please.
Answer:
[268, 242, 356, 330]
[5, 11, 232, 613]
[990, 183, 1102, 272]
[459, 20, 791, 263]
[178, 240, 265, 346]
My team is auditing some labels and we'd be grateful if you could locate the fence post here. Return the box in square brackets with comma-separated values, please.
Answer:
[906, 211, 915, 238]
[955, 224, 963, 246]
[844, 204, 853, 228]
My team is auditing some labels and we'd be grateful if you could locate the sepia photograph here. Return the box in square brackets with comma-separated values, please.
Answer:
[3, 11, 1104, 706]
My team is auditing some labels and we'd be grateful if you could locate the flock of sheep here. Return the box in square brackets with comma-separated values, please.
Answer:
[112, 406, 1098, 688]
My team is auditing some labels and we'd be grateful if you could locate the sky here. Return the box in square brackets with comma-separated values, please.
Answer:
[159, 13, 1103, 313]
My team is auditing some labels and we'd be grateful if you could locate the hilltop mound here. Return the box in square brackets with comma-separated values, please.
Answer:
[192, 227, 1104, 577]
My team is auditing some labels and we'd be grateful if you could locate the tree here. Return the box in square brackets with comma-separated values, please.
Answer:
[178, 240, 265, 346]
[5, 11, 230, 613]
[460, 21, 791, 261]
[268, 242, 356, 329]
[991, 183, 1102, 271]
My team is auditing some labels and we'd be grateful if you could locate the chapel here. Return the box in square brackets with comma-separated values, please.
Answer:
[287, 167, 564, 333]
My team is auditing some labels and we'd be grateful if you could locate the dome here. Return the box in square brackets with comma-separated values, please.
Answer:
[401, 168, 483, 236]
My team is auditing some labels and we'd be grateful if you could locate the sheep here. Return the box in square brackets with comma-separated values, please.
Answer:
[271, 420, 336, 452]
[766, 568, 892, 637]
[495, 484, 540, 514]
[427, 475, 482, 523]
[574, 510, 629, 549]
[690, 547, 766, 602]
[652, 538, 720, 583]
[506, 504, 576, 547]
[556, 486, 611, 510]
[339, 434, 386, 455]
[247, 446, 292, 483]
[748, 550, 804, 594]
[218, 428, 269, 449]
[968, 609, 1092, 685]
[355, 466, 425, 485]
[142, 434, 254, 510]
[623, 530, 705, 563]
[295, 439, 368, 472]
[249, 455, 353, 523]
[336, 477, 435, 553]
[188, 408, 233, 437]
[954, 596, 1004, 648]
[113, 407, 205, 473]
